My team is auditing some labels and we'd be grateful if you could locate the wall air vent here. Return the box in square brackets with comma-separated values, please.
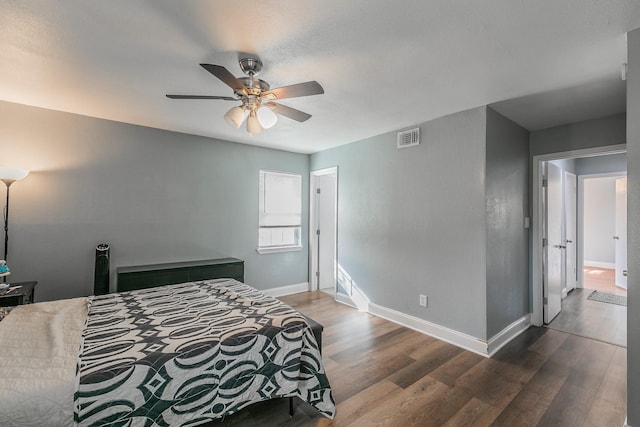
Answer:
[397, 127, 420, 149]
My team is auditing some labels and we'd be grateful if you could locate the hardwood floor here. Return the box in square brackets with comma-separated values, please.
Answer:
[583, 267, 627, 296]
[205, 291, 627, 426]
[546, 288, 626, 347]
[546, 267, 627, 347]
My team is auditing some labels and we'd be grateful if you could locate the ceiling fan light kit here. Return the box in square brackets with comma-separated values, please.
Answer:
[167, 57, 324, 135]
[256, 106, 278, 129]
[224, 105, 247, 128]
[247, 110, 264, 135]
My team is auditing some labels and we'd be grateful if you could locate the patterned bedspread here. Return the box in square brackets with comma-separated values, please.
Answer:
[74, 279, 335, 426]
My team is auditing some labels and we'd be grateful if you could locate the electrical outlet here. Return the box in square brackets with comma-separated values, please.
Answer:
[419, 294, 427, 307]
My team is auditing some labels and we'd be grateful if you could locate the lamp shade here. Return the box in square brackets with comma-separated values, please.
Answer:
[247, 110, 264, 135]
[257, 106, 278, 129]
[224, 106, 248, 128]
[0, 167, 29, 183]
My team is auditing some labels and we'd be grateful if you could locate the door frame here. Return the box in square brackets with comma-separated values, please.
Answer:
[309, 166, 338, 291]
[531, 144, 626, 326]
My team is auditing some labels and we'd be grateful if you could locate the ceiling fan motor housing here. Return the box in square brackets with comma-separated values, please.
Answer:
[237, 77, 270, 97]
[239, 58, 263, 76]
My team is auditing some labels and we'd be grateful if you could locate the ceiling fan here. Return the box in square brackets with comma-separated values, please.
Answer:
[166, 58, 324, 135]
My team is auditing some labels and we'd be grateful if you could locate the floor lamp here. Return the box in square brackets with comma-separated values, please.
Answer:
[0, 167, 30, 283]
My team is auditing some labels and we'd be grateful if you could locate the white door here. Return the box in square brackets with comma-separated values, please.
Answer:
[614, 177, 627, 289]
[310, 168, 338, 291]
[317, 173, 337, 290]
[564, 171, 578, 293]
[544, 162, 563, 323]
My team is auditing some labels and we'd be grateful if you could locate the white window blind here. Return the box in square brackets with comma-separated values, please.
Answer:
[258, 170, 302, 252]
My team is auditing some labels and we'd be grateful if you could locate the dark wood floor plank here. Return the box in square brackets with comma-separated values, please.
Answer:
[399, 379, 476, 427]
[369, 326, 437, 360]
[556, 336, 616, 414]
[347, 375, 463, 427]
[327, 379, 402, 426]
[429, 350, 484, 386]
[493, 326, 549, 360]
[583, 396, 627, 427]
[388, 341, 463, 389]
[527, 327, 568, 358]
[583, 346, 627, 427]
[442, 397, 501, 427]
[408, 334, 461, 361]
[601, 346, 627, 403]
[490, 359, 570, 426]
[546, 333, 595, 371]
[328, 351, 415, 403]
[329, 325, 409, 363]
[452, 358, 527, 409]
[322, 316, 400, 358]
[536, 381, 597, 427]
[494, 348, 548, 386]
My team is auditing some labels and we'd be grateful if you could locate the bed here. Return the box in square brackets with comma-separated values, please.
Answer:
[0, 267, 335, 426]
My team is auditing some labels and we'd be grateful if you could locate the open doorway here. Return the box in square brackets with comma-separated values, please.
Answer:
[309, 167, 338, 294]
[533, 146, 627, 346]
[581, 173, 627, 294]
[549, 171, 628, 346]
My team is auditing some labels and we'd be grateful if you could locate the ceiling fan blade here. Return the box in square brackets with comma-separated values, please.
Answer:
[266, 102, 312, 122]
[166, 94, 237, 100]
[263, 81, 324, 100]
[200, 63, 248, 95]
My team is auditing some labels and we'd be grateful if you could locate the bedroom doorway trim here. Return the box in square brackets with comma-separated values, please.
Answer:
[531, 144, 626, 326]
[309, 167, 338, 292]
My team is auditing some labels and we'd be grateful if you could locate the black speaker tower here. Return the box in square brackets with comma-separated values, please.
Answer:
[94, 243, 110, 295]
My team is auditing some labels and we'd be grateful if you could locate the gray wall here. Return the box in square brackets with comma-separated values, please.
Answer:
[0, 100, 310, 302]
[530, 113, 626, 156]
[485, 108, 530, 337]
[311, 107, 489, 339]
[575, 153, 627, 175]
[310, 106, 531, 341]
[627, 26, 640, 427]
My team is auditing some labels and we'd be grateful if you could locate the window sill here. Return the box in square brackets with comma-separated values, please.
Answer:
[256, 245, 303, 255]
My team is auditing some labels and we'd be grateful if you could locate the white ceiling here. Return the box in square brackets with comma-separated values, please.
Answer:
[1, 1, 639, 154]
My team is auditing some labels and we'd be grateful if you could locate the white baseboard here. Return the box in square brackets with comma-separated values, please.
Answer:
[262, 282, 309, 298]
[335, 292, 357, 309]
[368, 303, 489, 356]
[584, 261, 616, 269]
[367, 303, 530, 358]
[306, 279, 530, 357]
[486, 314, 531, 357]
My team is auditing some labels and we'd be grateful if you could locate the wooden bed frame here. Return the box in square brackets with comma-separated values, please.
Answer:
[116, 258, 244, 292]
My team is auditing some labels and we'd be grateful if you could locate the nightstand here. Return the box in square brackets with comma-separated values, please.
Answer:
[0, 281, 37, 307]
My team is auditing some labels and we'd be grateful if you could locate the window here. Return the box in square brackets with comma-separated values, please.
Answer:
[258, 170, 302, 253]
